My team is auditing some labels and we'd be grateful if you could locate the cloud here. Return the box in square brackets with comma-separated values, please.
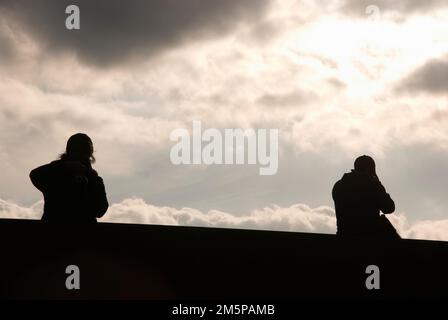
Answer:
[256, 90, 316, 109]
[2, 197, 448, 241]
[0, 0, 271, 67]
[0, 198, 43, 220]
[339, 0, 448, 17]
[0, 23, 15, 61]
[102, 198, 337, 234]
[397, 56, 448, 95]
[0, 197, 337, 233]
[403, 219, 448, 240]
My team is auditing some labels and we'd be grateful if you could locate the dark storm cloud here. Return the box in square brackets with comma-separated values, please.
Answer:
[340, 0, 447, 16]
[0, 0, 271, 67]
[398, 57, 448, 95]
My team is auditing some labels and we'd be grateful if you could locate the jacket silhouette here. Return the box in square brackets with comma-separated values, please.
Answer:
[30, 133, 108, 223]
[332, 155, 400, 239]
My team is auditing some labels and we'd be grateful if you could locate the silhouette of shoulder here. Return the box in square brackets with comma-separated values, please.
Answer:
[30, 160, 89, 192]
[30, 159, 108, 222]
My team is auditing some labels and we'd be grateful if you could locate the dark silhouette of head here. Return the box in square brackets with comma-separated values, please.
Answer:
[60, 133, 95, 164]
[354, 155, 375, 176]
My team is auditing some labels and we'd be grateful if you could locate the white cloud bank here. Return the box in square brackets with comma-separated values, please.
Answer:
[1, 197, 447, 242]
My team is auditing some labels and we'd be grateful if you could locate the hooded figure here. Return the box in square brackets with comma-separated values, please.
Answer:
[332, 155, 400, 239]
[30, 133, 108, 223]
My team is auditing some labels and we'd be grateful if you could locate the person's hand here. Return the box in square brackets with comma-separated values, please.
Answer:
[74, 174, 88, 185]
[62, 161, 88, 175]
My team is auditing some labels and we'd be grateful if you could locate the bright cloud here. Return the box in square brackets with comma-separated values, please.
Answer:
[1, 197, 448, 242]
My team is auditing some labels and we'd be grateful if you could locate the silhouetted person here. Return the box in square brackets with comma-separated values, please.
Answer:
[30, 133, 108, 223]
[332, 155, 400, 239]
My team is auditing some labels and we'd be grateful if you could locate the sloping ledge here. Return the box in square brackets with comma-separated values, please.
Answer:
[0, 218, 447, 300]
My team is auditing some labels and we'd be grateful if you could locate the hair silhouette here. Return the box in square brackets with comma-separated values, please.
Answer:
[354, 155, 375, 175]
[332, 155, 400, 239]
[60, 132, 95, 164]
[30, 133, 108, 223]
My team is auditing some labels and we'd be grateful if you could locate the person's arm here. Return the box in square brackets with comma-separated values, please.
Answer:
[29, 163, 54, 192]
[375, 181, 395, 214]
[30, 161, 88, 191]
[86, 175, 109, 218]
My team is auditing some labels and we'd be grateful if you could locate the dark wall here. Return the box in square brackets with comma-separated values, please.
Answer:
[0, 219, 447, 300]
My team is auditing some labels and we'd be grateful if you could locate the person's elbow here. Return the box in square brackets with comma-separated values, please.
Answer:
[29, 169, 42, 190]
[95, 199, 109, 219]
[29, 170, 35, 183]
[381, 200, 395, 214]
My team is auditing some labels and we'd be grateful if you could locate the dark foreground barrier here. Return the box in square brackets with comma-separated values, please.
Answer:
[0, 218, 447, 300]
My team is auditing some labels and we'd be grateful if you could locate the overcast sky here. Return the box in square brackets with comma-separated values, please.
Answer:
[1, 0, 448, 240]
